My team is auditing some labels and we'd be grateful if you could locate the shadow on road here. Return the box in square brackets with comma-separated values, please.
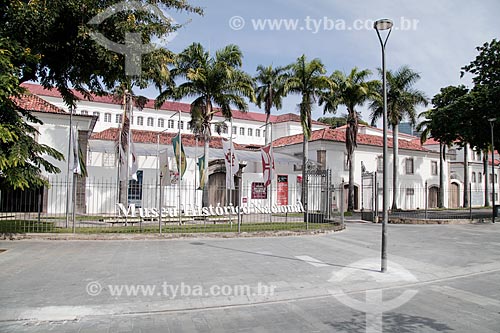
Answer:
[190, 242, 379, 273]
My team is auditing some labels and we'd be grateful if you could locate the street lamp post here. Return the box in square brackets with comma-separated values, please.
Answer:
[374, 18, 393, 273]
[489, 118, 496, 223]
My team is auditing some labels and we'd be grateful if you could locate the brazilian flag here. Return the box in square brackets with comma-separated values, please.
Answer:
[172, 134, 187, 179]
[198, 155, 206, 190]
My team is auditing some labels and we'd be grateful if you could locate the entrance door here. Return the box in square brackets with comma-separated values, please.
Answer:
[343, 184, 359, 211]
[207, 172, 240, 207]
[428, 186, 439, 208]
[449, 183, 459, 208]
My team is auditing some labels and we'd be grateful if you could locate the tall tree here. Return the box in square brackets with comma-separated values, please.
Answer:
[0, 38, 64, 189]
[0, 0, 201, 188]
[254, 65, 288, 144]
[370, 66, 428, 210]
[155, 43, 255, 204]
[319, 68, 379, 211]
[285, 55, 331, 213]
[418, 85, 470, 207]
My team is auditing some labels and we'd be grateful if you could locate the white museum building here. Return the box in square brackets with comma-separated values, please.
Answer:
[9, 83, 497, 215]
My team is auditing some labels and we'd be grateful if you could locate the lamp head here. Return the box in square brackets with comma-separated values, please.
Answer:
[374, 19, 393, 31]
[488, 118, 497, 122]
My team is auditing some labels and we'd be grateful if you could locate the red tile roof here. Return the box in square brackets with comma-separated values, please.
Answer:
[274, 113, 324, 126]
[12, 93, 66, 114]
[22, 83, 323, 126]
[92, 128, 257, 150]
[273, 127, 428, 151]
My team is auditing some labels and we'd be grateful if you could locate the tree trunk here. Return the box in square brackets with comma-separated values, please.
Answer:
[265, 112, 271, 146]
[301, 135, 308, 213]
[484, 153, 490, 206]
[438, 143, 444, 208]
[391, 124, 399, 210]
[463, 145, 469, 207]
[348, 157, 354, 211]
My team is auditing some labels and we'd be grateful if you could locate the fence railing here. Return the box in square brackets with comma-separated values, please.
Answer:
[0, 178, 345, 234]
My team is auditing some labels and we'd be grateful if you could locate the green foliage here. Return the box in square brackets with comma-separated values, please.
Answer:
[319, 67, 378, 212]
[317, 116, 368, 128]
[286, 55, 331, 139]
[0, 0, 201, 189]
[156, 42, 256, 139]
[0, 38, 64, 189]
[421, 39, 500, 151]
[370, 65, 428, 127]
[254, 64, 289, 122]
[1, 0, 202, 106]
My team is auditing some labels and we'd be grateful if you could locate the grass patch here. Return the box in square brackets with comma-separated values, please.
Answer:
[0, 220, 56, 233]
[53, 221, 340, 234]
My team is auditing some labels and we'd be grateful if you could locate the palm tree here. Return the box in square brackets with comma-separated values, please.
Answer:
[254, 65, 288, 144]
[417, 109, 445, 208]
[319, 68, 379, 211]
[370, 65, 428, 210]
[155, 43, 255, 203]
[285, 55, 331, 212]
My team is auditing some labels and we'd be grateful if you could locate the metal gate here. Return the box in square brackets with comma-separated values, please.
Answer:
[305, 169, 333, 222]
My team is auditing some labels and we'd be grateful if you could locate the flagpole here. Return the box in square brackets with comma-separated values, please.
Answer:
[117, 94, 125, 206]
[125, 91, 132, 227]
[72, 126, 78, 233]
[269, 123, 273, 224]
[229, 117, 234, 228]
[65, 105, 73, 228]
[195, 135, 198, 207]
[178, 110, 182, 226]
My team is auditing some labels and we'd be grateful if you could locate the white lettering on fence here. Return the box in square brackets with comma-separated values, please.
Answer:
[116, 202, 305, 218]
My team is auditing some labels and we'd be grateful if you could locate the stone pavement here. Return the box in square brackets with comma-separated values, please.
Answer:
[0, 222, 499, 332]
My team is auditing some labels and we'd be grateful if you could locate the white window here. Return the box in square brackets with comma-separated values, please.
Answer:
[405, 158, 414, 174]
[80, 110, 88, 115]
[168, 119, 174, 128]
[222, 124, 228, 134]
[377, 155, 383, 172]
[178, 121, 184, 130]
[232, 126, 237, 135]
[147, 117, 154, 127]
[479, 172, 483, 183]
[158, 118, 165, 128]
[431, 161, 438, 175]
[472, 172, 476, 183]
[104, 113, 111, 122]
[240, 127, 245, 135]
[130, 116, 134, 124]
[248, 128, 253, 136]
[406, 188, 415, 196]
[115, 114, 122, 124]
[255, 129, 261, 137]
[93, 111, 100, 119]
[137, 116, 144, 126]
[103, 153, 115, 167]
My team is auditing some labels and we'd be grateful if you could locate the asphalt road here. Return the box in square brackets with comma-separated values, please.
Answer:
[1, 222, 499, 332]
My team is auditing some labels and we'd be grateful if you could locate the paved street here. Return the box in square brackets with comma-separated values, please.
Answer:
[1, 222, 500, 332]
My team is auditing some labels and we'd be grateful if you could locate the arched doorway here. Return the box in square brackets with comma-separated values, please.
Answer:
[428, 186, 439, 208]
[449, 183, 460, 208]
[343, 184, 359, 211]
[205, 160, 240, 207]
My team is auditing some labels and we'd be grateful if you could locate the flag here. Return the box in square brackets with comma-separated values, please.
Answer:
[172, 134, 187, 179]
[260, 144, 275, 187]
[71, 126, 81, 175]
[118, 100, 138, 181]
[222, 139, 239, 189]
[198, 155, 206, 190]
[159, 149, 171, 186]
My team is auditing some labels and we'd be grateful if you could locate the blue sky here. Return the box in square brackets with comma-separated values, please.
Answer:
[143, 0, 500, 127]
